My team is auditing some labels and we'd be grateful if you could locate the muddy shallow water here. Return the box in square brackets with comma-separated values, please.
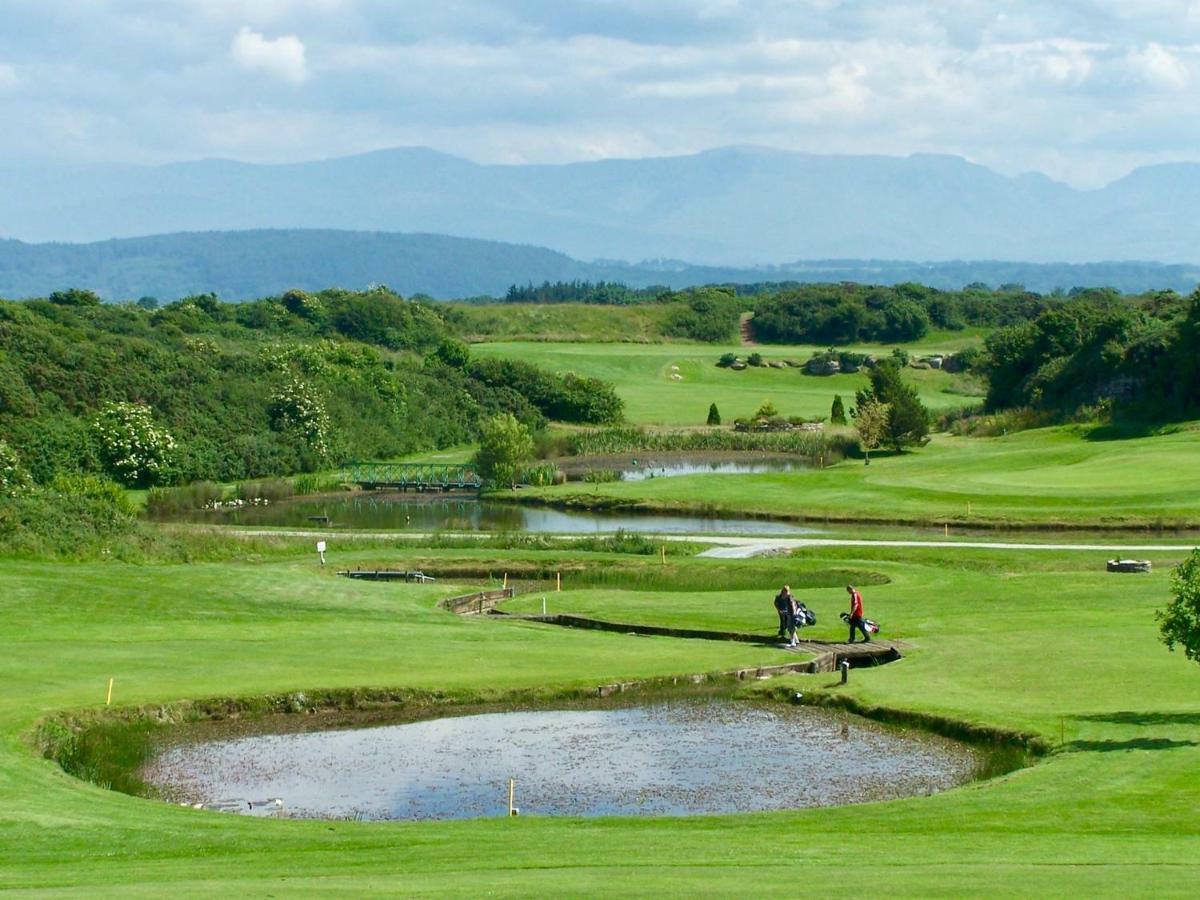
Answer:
[143, 699, 980, 820]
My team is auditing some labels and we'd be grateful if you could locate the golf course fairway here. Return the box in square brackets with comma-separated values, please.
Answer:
[2, 541, 1199, 895]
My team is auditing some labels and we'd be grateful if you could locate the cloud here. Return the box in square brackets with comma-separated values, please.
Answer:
[229, 27, 308, 83]
[1127, 42, 1190, 90]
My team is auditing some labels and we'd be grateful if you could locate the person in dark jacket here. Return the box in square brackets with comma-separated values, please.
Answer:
[774, 585, 794, 640]
[846, 584, 869, 643]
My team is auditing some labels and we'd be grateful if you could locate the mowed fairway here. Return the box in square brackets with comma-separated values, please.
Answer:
[518, 423, 1200, 527]
[2, 543, 1199, 895]
[472, 338, 985, 425]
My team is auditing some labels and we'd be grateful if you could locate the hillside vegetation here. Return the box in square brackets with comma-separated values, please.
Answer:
[0, 288, 620, 488]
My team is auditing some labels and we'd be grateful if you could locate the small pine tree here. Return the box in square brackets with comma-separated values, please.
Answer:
[830, 394, 847, 425]
[707, 403, 721, 426]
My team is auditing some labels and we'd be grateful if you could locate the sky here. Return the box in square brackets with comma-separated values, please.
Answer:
[2, 1, 1200, 187]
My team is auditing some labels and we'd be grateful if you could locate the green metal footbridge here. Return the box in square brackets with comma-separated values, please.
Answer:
[347, 461, 482, 491]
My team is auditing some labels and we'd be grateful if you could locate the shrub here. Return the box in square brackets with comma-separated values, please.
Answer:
[717, 353, 738, 368]
[747, 352, 764, 367]
[707, 403, 721, 426]
[90, 401, 176, 487]
[830, 395, 847, 425]
[0, 440, 32, 497]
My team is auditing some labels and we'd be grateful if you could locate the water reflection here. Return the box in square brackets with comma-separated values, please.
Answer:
[165, 496, 815, 535]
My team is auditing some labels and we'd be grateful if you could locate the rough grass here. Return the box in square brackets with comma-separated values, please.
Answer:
[1, 542, 1199, 894]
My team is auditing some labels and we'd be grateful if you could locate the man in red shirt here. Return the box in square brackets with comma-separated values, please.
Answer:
[847, 584, 870, 643]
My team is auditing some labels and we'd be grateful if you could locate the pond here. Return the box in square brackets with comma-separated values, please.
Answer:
[617, 460, 808, 481]
[161, 496, 816, 535]
[143, 699, 980, 820]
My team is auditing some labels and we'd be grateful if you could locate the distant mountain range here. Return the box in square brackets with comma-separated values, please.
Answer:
[5, 146, 1200, 266]
[2, 230, 1199, 301]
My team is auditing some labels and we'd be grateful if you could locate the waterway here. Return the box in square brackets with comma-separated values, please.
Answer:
[167, 496, 816, 535]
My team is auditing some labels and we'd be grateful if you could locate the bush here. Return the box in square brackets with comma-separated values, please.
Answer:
[717, 353, 738, 368]
[91, 402, 177, 487]
[706, 403, 721, 426]
[830, 395, 847, 425]
[0, 475, 137, 557]
[747, 352, 764, 367]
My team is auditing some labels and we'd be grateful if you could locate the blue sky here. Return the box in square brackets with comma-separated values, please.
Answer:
[2, 1, 1199, 186]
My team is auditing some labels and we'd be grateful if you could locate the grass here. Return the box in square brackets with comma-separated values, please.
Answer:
[449, 302, 678, 343]
[472, 339, 986, 426]
[512, 422, 1200, 528]
[1, 540, 1199, 894]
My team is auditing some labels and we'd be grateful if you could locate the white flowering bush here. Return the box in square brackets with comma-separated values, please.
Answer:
[269, 376, 331, 460]
[0, 440, 32, 497]
[90, 402, 176, 486]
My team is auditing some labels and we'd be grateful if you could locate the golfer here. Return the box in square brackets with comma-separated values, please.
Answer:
[846, 584, 870, 643]
[774, 585, 794, 639]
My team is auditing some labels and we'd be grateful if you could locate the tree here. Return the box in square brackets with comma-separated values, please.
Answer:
[852, 396, 889, 465]
[474, 413, 534, 489]
[1158, 549, 1200, 664]
[48, 288, 102, 307]
[868, 363, 930, 450]
[830, 394, 847, 425]
[706, 403, 721, 426]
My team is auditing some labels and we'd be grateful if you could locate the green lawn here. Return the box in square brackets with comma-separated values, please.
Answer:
[514, 423, 1200, 528]
[1, 542, 1199, 894]
[473, 338, 985, 426]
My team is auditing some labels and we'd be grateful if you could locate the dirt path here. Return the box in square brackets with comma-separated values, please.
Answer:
[738, 311, 756, 346]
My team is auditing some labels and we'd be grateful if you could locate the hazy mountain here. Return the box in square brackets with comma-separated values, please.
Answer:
[2, 230, 1198, 301]
[3, 146, 1200, 265]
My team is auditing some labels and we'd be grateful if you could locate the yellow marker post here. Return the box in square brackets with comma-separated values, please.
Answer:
[661, 545, 666, 565]
[556, 572, 561, 592]
[508, 778, 516, 816]
[967, 501, 972, 516]
[503, 572, 508, 589]
[944, 523, 949, 537]
[105, 678, 114, 706]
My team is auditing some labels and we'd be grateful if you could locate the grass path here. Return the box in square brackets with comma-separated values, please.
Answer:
[1, 544, 1199, 894]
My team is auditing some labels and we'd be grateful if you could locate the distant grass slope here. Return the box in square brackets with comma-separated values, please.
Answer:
[513, 423, 1200, 528]
[473, 337, 986, 425]
[1, 544, 1199, 894]
[447, 302, 677, 342]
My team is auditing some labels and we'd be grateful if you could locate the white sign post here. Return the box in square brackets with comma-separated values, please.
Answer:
[316, 540, 327, 566]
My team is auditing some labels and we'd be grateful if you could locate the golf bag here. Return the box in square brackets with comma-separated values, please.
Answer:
[839, 612, 881, 634]
[794, 604, 816, 628]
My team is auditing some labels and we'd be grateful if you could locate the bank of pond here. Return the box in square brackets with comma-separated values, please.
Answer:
[42, 687, 1036, 823]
